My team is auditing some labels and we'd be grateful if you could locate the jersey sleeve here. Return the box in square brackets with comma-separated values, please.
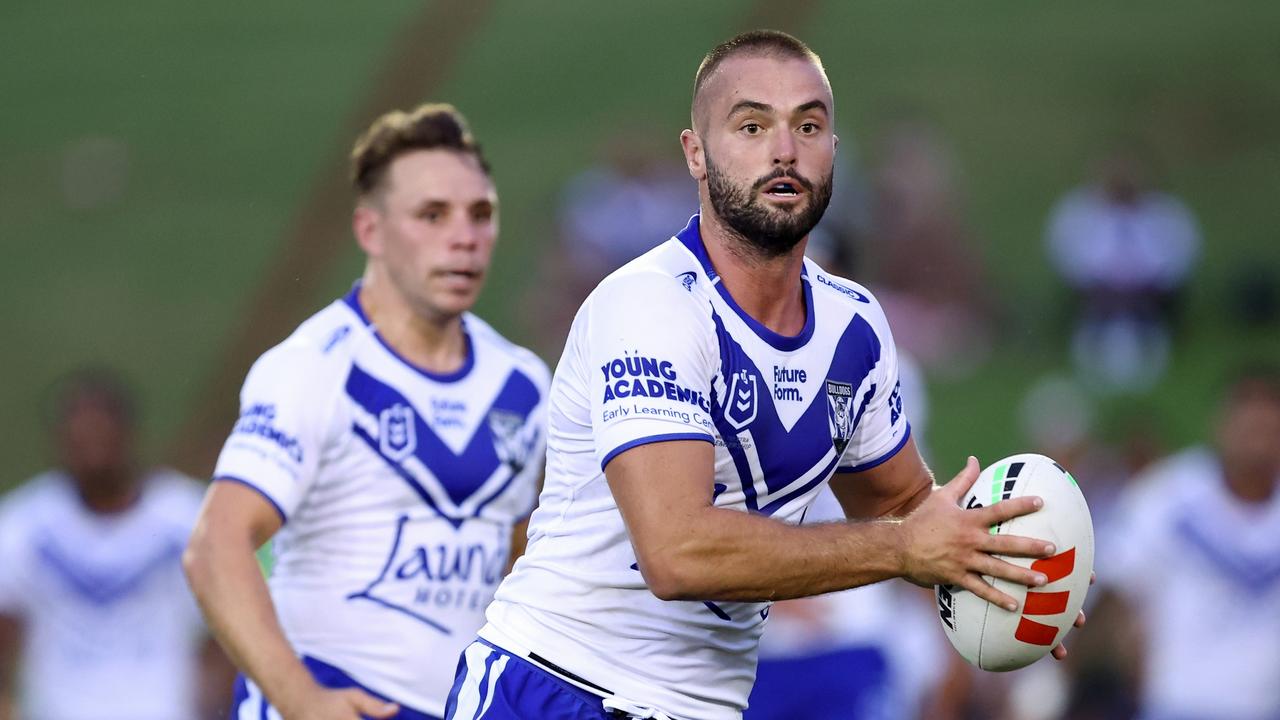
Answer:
[836, 309, 911, 473]
[212, 343, 337, 522]
[587, 272, 717, 470]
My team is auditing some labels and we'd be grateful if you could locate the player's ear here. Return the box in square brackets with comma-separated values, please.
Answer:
[353, 203, 382, 257]
[833, 133, 840, 152]
[680, 129, 707, 182]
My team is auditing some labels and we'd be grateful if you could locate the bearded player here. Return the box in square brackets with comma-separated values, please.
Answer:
[447, 31, 1081, 720]
[184, 105, 549, 720]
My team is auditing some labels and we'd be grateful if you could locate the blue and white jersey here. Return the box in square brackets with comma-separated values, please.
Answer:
[483, 216, 910, 719]
[0, 470, 206, 720]
[214, 286, 549, 718]
[1101, 447, 1280, 720]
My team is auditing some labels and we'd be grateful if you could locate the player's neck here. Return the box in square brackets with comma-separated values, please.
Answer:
[71, 471, 143, 515]
[358, 279, 468, 376]
[699, 210, 808, 337]
[1220, 455, 1277, 504]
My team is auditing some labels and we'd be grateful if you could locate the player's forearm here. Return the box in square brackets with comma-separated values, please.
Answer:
[182, 536, 316, 717]
[640, 507, 906, 602]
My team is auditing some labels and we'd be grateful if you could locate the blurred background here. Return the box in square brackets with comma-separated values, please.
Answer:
[2, 1, 1278, 718]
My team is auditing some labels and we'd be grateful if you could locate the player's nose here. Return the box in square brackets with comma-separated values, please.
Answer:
[771, 131, 797, 167]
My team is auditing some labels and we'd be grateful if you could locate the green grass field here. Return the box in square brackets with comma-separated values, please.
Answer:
[2, 1, 1277, 486]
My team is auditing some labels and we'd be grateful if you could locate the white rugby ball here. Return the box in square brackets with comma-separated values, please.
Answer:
[935, 453, 1094, 671]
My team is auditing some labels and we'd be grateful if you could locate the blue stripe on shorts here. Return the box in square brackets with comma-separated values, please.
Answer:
[444, 639, 616, 720]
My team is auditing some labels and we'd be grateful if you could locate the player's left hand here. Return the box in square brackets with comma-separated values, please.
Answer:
[1050, 571, 1095, 660]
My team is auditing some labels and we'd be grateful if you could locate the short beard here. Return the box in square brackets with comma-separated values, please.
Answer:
[705, 151, 833, 259]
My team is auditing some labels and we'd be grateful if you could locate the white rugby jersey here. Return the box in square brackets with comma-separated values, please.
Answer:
[484, 215, 910, 719]
[0, 470, 206, 720]
[1101, 447, 1280, 720]
[214, 286, 548, 717]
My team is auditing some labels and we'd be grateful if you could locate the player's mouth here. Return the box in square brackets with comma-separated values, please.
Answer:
[437, 269, 483, 287]
[760, 178, 808, 203]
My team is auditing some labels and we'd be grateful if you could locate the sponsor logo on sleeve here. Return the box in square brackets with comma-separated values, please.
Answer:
[599, 354, 712, 428]
[889, 380, 903, 425]
[232, 403, 303, 463]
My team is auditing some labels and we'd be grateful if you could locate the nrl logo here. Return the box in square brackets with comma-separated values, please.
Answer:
[726, 370, 758, 430]
[825, 380, 855, 455]
[487, 409, 528, 474]
[379, 403, 417, 462]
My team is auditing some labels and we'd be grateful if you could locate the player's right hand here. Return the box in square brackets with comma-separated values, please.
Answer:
[280, 686, 399, 720]
[898, 456, 1057, 612]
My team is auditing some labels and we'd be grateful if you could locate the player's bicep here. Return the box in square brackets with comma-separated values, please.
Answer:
[195, 480, 286, 550]
[830, 435, 933, 520]
[605, 439, 716, 574]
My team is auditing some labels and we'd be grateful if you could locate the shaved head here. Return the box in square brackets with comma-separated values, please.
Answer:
[691, 30, 827, 133]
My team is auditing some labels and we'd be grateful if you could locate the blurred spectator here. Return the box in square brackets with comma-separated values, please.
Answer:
[526, 132, 697, 357]
[1045, 145, 1201, 392]
[529, 126, 871, 360]
[1074, 366, 1280, 720]
[868, 116, 994, 378]
[0, 368, 232, 720]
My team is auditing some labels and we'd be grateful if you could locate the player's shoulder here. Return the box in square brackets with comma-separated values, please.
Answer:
[463, 313, 552, 391]
[1120, 445, 1215, 515]
[142, 467, 208, 515]
[248, 299, 361, 385]
[0, 471, 64, 517]
[805, 259, 892, 328]
[589, 238, 710, 316]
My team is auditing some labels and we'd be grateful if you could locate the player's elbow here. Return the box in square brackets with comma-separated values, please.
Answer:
[181, 535, 212, 594]
[638, 548, 710, 601]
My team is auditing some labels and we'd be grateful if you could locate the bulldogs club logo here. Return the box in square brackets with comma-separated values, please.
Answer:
[379, 403, 417, 462]
[726, 370, 758, 430]
[825, 379, 855, 454]
[487, 409, 530, 474]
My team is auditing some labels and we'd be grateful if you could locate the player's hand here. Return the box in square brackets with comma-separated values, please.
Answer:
[279, 685, 399, 720]
[899, 456, 1057, 612]
[1050, 571, 1095, 660]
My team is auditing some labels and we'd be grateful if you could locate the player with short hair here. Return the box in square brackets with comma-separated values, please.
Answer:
[183, 104, 549, 720]
[0, 368, 225, 720]
[446, 31, 1079, 720]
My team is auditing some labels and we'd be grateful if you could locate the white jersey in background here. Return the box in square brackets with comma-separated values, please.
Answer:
[0, 470, 206, 720]
[214, 286, 549, 717]
[1101, 447, 1280, 720]
[483, 215, 910, 719]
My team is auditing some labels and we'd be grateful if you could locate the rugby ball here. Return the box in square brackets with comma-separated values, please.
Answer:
[935, 453, 1094, 671]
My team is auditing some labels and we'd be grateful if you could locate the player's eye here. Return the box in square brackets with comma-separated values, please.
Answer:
[471, 207, 493, 222]
[421, 208, 446, 222]
[741, 122, 762, 135]
[798, 122, 820, 135]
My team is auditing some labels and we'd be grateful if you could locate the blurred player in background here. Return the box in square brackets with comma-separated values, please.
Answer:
[447, 30, 1077, 720]
[0, 368, 229, 720]
[1077, 366, 1280, 720]
[183, 105, 549, 720]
